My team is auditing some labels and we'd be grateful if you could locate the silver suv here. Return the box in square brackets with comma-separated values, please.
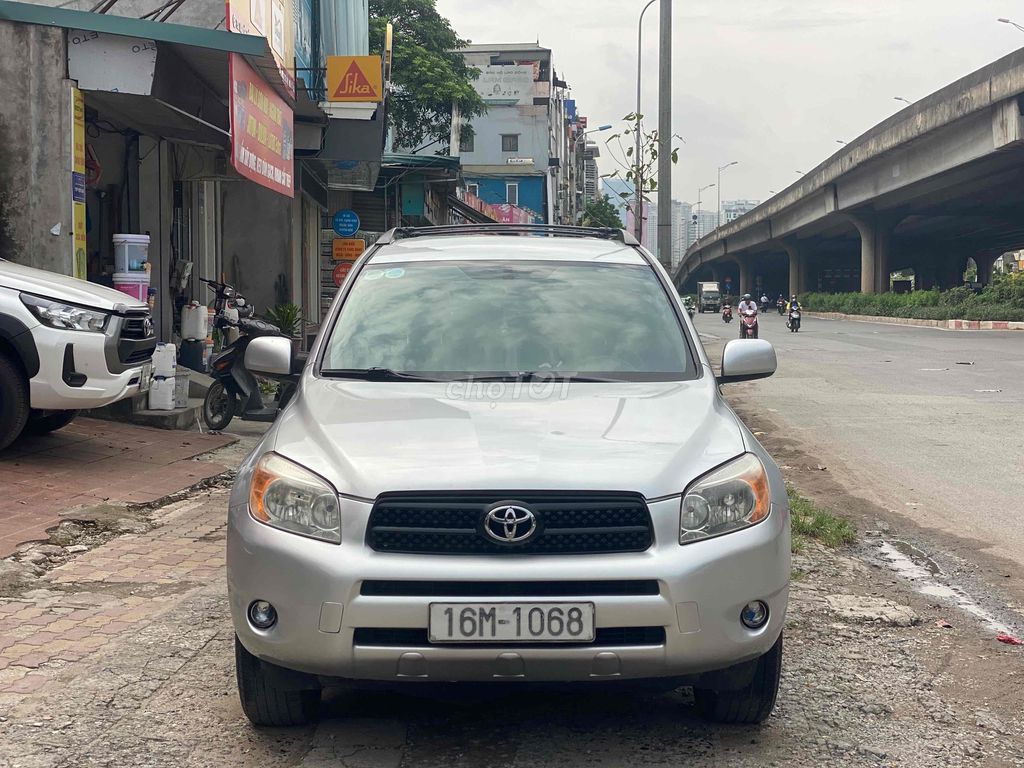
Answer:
[228, 225, 789, 727]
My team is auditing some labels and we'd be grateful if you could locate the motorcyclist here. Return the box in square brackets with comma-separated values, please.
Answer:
[786, 294, 802, 312]
[760, 292, 770, 311]
[738, 293, 758, 314]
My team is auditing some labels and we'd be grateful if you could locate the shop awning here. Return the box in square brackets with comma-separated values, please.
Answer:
[87, 91, 230, 148]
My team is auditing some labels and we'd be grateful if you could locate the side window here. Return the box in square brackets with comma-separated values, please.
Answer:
[506, 183, 519, 206]
[501, 134, 519, 152]
[459, 133, 474, 153]
[467, 183, 479, 197]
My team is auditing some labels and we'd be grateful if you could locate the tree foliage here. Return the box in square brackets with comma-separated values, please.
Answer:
[369, 0, 486, 152]
[582, 195, 625, 229]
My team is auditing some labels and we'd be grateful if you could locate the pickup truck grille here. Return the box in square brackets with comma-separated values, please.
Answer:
[117, 312, 155, 365]
[367, 492, 653, 555]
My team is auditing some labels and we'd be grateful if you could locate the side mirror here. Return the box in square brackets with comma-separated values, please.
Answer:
[718, 339, 777, 384]
[244, 336, 293, 378]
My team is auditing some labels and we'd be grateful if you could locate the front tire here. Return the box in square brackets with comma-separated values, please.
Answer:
[235, 638, 320, 727]
[694, 634, 782, 725]
[203, 381, 236, 430]
[0, 353, 30, 451]
[23, 409, 79, 436]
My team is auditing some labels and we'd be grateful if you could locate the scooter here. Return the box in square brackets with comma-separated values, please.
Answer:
[777, 298, 786, 315]
[740, 309, 759, 339]
[722, 304, 733, 323]
[788, 308, 802, 333]
[200, 278, 297, 430]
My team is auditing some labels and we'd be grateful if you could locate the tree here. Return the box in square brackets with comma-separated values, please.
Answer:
[369, 0, 486, 152]
[582, 195, 625, 229]
[601, 113, 681, 238]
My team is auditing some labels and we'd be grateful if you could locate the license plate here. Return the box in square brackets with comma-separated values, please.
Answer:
[138, 363, 152, 392]
[428, 602, 595, 643]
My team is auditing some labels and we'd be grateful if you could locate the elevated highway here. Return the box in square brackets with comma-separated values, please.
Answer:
[676, 47, 1024, 297]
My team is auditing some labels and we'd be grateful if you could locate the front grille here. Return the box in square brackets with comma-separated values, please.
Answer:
[117, 312, 155, 365]
[367, 492, 653, 555]
[353, 626, 666, 648]
[360, 580, 660, 597]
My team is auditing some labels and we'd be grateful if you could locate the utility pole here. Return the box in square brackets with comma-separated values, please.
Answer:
[656, 0, 672, 268]
[634, 0, 657, 242]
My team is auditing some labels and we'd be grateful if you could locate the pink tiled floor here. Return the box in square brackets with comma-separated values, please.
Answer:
[0, 418, 233, 555]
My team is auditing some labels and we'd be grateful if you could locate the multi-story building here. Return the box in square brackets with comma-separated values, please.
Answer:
[721, 199, 760, 224]
[671, 200, 692, 269]
[457, 43, 579, 224]
[688, 209, 718, 247]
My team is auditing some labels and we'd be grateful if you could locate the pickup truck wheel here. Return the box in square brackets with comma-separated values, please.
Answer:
[694, 633, 782, 725]
[235, 637, 320, 727]
[24, 409, 79, 436]
[0, 353, 30, 451]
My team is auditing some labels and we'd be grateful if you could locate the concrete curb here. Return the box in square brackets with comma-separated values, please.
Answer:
[804, 312, 1024, 331]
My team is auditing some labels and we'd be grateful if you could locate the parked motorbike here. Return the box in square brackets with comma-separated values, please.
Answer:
[740, 308, 759, 339]
[200, 278, 298, 430]
[788, 308, 802, 333]
[722, 304, 733, 323]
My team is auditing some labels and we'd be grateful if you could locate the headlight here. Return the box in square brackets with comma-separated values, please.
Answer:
[21, 294, 109, 332]
[679, 453, 771, 544]
[249, 453, 341, 543]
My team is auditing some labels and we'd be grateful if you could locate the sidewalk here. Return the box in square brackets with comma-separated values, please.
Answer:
[0, 417, 234, 556]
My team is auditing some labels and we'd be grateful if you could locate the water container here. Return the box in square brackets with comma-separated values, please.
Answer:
[180, 301, 208, 340]
[113, 234, 150, 273]
[112, 272, 150, 302]
[173, 370, 191, 408]
[151, 342, 177, 378]
[148, 376, 175, 411]
[178, 339, 205, 373]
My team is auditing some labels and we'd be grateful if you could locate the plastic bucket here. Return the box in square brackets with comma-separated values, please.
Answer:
[113, 234, 150, 273]
[112, 271, 150, 302]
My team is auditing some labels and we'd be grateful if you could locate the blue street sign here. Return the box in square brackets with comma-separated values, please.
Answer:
[333, 209, 360, 237]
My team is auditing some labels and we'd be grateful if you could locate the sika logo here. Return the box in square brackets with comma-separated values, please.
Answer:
[333, 61, 375, 98]
[327, 56, 383, 102]
[483, 504, 538, 544]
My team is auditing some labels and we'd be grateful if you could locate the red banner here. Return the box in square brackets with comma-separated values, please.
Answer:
[229, 53, 294, 197]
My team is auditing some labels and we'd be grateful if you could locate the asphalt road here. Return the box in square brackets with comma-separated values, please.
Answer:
[692, 309, 1024, 568]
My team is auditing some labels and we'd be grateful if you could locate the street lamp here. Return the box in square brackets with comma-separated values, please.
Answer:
[695, 183, 715, 241]
[575, 125, 612, 214]
[836, 139, 847, 145]
[716, 161, 738, 229]
[894, 96, 911, 106]
[998, 17, 1024, 32]
[633, 0, 659, 240]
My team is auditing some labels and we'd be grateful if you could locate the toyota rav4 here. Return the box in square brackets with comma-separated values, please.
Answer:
[228, 225, 789, 727]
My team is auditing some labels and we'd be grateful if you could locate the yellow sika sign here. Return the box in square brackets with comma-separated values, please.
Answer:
[327, 56, 383, 102]
[332, 238, 365, 261]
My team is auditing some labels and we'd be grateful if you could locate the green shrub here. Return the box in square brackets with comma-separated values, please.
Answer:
[801, 287, 1018, 321]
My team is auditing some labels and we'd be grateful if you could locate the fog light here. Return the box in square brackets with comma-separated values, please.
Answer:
[740, 600, 768, 629]
[248, 600, 277, 629]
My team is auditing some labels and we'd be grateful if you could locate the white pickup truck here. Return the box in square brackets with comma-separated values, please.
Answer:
[0, 260, 156, 450]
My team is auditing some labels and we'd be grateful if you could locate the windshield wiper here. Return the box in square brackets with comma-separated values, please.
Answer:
[320, 367, 439, 381]
[453, 372, 622, 383]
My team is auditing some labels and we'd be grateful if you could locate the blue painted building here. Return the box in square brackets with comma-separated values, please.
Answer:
[467, 175, 545, 223]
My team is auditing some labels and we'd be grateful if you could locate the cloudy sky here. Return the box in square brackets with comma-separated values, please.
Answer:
[436, 0, 1024, 208]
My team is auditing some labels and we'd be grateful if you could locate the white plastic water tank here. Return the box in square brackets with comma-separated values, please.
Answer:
[151, 342, 177, 378]
[180, 302, 208, 340]
[113, 234, 150, 273]
[148, 376, 175, 411]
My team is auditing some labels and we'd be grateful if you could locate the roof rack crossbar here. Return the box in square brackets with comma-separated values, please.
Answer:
[382, 224, 641, 246]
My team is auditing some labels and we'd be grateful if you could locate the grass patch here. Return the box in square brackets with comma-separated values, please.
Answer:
[788, 485, 856, 550]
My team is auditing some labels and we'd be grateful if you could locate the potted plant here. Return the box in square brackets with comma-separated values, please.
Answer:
[264, 303, 306, 354]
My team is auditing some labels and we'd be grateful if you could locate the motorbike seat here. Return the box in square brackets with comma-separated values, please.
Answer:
[238, 317, 282, 336]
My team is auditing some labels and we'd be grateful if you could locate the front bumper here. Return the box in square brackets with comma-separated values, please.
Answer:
[228, 494, 790, 683]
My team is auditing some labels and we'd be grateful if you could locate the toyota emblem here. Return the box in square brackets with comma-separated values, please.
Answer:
[483, 504, 537, 544]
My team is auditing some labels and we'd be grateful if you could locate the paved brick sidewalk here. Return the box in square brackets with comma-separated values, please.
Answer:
[0, 417, 233, 555]
[0, 493, 226, 698]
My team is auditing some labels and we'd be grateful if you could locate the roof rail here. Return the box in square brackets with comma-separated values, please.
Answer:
[375, 224, 641, 246]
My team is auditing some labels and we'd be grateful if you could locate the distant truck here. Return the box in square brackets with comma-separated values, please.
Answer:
[697, 282, 721, 313]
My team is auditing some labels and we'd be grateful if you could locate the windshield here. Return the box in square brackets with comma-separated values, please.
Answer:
[321, 259, 693, 380]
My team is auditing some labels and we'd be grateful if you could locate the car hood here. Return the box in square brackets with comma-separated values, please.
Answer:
[271, 376, 745, 500]
[0, 260, 147, 312]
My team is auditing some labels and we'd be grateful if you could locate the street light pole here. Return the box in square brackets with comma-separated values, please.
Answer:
[695, 182, 714, 241]
[893, 96, 911, 106]
[634, 0, 657, 242]
[656, 0, 673, 268]
[716, 161, 737, 229]
[998, 17, 1024, 32]
[575, 124, 612, 218]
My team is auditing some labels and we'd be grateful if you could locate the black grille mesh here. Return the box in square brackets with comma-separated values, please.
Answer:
[367, 492, 654, 555]
[353, 626, 666, 648]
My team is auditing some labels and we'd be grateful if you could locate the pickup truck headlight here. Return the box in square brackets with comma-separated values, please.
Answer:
[21, 294, 109, 332]
[249, 453, 341, 543]
[679, 454, 771, 544]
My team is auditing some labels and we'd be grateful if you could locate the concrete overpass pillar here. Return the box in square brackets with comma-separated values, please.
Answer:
[739, 259, 752, 296]
[975, 253, 997, 286]
[849, 214, 899, 294]
[782, 242, 802, 297]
